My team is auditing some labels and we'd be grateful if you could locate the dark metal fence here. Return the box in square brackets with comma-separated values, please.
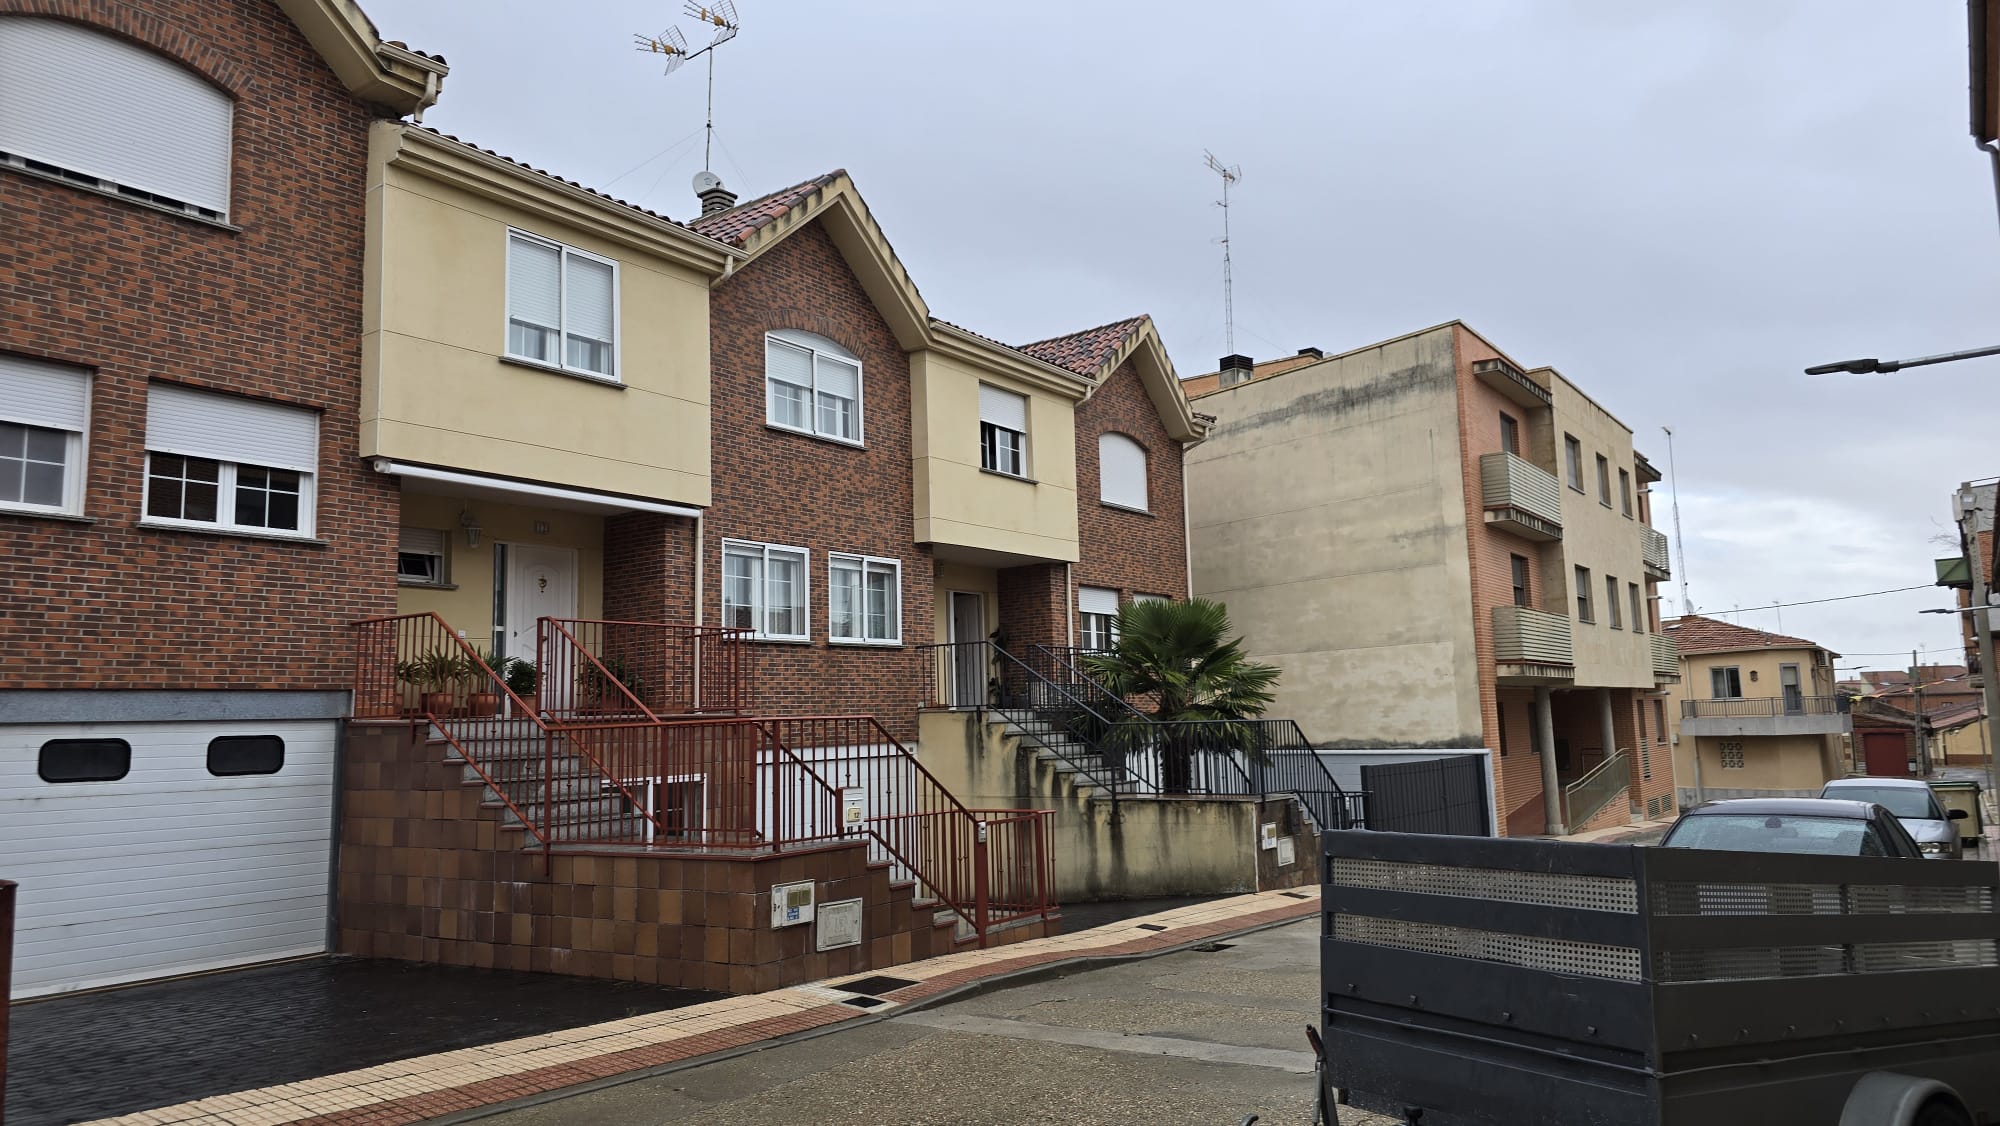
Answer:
[1682, 695, 1847, 719]
[1359, 755, 1489, 835]
[1, 879, 12, 1112]
[1322, 830, 2000, 1126]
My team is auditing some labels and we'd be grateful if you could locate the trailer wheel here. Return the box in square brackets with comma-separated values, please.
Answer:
[1912, 1098, 1973, 1126]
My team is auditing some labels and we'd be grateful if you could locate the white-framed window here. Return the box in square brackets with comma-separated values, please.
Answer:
[829, 553, 901, 645]
[1099, 432, 1148, 511]
[0, 353, 89, 516]
[398, 527, 448, 586]
[722, 539, 809, 641]
[765, 330, 862, 444]
[0, 18, 234, 221]
[979, 384, 1028, 477]
[1133, 593, 1170, 604]
[142, 383, 317, 537]
[1078, 585, 1120, 651]
[505, 230, 619, 380]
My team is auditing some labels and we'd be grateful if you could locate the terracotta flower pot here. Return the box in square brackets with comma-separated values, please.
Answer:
[466, 691, 499, 718]
[421, 691, 455, 717]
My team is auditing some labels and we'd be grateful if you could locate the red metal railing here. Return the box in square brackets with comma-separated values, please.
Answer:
[353, 615, 1054, 942]
[541, 618, 748, 721]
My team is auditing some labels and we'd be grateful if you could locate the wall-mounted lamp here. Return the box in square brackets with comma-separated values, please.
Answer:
[459, 506, 482, 547]
[1749, 670, 1759, 682]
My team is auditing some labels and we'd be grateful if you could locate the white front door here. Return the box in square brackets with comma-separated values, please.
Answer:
[503, 543, 578, 662]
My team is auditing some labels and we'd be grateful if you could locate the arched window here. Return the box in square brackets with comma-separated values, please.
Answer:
[765, 329, 862, 444]
[0, 18, 233, 219]
[1098, 433, 1148, 511]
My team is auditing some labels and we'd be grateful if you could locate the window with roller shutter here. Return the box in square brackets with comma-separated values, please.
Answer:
[142, 383, 318, 538]
[1098, 433, 1148, 511]
[765, 330, 862, 444]
[0, 353, 90, 516]
[505, 230, 619, 380]
[0, 18, 234, 221]
[979, 384, 1028, 477]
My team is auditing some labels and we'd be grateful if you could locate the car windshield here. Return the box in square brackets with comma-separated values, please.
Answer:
[1822, 786, 1939, 819]
[1665, 814, 1879, 856]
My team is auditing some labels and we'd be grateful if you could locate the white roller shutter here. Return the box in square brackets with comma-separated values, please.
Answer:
[398, 527, 445, 555]
[507, 235, 562, 331]
[1099, 433, 1149, 510]
[766, 337, 813, 389]
[146, 384, 317, 473]
[0, 353, 89, 431]
[1, 719, 337, 998]
[563, 254, 614, 342]
[979, 384, 1027, 431]
[816, 354, 860, 401]
[1078, 586, 1120, 616]
[0, 18, 233, 216]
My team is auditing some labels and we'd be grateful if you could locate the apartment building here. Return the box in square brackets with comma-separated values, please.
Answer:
[0, 1, 445, 996]
[1658, 615, 1847, 803]
[1183, 323, 1679, 837]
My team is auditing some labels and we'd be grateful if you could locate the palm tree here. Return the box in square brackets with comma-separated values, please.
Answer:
[1080, 598, 1280, 792]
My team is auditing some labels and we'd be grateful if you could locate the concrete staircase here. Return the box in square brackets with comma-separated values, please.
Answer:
[428, 720, 653, 843]
[989, 708, 1134, 803]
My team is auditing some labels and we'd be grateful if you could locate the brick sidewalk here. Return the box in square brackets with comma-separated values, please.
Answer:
[79, 889, 1321, 1126]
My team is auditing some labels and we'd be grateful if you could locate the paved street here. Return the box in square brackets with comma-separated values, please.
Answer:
[477, 918, 1394, 1126]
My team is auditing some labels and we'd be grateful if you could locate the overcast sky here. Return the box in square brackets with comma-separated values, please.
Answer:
[367, 0, 1999, 676]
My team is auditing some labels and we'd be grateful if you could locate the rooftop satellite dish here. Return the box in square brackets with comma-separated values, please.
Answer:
[693, 170, 722, 194]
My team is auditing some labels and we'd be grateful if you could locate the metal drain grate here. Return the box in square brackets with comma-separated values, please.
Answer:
[841, 996, 888, 1009]
[1136, 923, 1168, 932]
[1281, 892, 1312, 900]
[836, 974, 920, 996]
[1191, 942, 1235, 952]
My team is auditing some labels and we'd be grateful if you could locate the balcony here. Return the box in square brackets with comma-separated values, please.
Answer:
[1651, 633, 1679, 683]
[1643, 526, 1671, 579]
[1480, 452, 1562, 542]
[1492, 605, 1574, 683]
[1680, 695, 1851, 737]
[1472, 357, 1552, 408]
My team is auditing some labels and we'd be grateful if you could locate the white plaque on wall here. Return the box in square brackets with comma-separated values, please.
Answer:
[1276, 837, 1297, 867]
[816, 897, 864, 951]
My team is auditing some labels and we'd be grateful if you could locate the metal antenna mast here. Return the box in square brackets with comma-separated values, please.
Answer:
[1204, 151, 1242, 355]
[1662, 425, 1692, 617]
[634, 2, 742, 173]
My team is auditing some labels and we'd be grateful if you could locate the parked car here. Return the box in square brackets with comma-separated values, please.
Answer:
[1660, 797, 1926, 858]
[1819, 777, 1966, 859]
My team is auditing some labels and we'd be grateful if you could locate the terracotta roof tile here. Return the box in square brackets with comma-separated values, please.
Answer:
[411, 127, 706, 233]
[686, 170, 844, 246]
[1015, 316, 1149, 378]
[1664, 614, 1823, 655]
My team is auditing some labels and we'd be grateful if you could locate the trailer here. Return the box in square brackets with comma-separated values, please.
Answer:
[1319, 831, 2000, 1125]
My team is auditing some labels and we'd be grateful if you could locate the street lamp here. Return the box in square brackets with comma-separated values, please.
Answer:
[1804, 343, 2000, 375]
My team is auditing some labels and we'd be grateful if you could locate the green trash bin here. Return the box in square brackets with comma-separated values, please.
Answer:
[1931, 780, 1985, 845]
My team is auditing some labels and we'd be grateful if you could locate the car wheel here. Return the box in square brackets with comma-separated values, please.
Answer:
[1914, 1097, 1974, 1126]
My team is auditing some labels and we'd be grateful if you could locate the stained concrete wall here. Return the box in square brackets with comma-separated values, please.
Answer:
[916, 712, 1314, 900]
[1185, 325, 1480, 745]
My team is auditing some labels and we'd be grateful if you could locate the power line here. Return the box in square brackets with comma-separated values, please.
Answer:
[1706, 584, 1936, 615]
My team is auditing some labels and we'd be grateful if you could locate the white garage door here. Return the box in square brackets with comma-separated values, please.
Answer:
[0, 719, 336, 998]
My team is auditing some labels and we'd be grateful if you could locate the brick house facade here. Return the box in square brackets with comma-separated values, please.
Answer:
[0, 0, 427, 694]
[1074, 357, 1191, 605]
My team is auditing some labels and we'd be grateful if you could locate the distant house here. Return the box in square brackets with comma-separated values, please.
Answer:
[1660, 616, 1847, 803]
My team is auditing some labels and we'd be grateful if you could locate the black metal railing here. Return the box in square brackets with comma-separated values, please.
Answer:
[1682, 695, 1848, 719]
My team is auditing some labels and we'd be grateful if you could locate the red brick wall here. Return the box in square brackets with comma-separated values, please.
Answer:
[1074, 358, 1189, 605]
[998, 563, 1069, 653]
[703, 221, 932, 739]
[0, 0, 396, 691]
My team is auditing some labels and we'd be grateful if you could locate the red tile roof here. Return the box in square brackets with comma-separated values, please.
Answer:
[686, 170, 844, 246]
[412, 127, 703, 233]
[1665, 615, 1823, 655]
[1015, 316, 1150, 378]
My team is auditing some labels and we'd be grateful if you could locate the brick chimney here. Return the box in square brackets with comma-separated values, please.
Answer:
[1218, 353, 1255, 388]
[697, 178, 737, 216]
[1296, 346, 1324, 360]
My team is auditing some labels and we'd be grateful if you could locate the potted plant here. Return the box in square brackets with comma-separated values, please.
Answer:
[399, 651, 469, 718]
[579, 654, 644, 715]
[502, 656, 539, 714]
[465, 648, 504, 718]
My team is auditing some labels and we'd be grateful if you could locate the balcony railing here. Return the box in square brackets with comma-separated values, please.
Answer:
[1480, 452, 1562, 541]
[1682, 695, 1848, 719]
[1643, 526, 1671, 578]
[1492, 605, 1574, 672]
[1651, 633, 1679, 681]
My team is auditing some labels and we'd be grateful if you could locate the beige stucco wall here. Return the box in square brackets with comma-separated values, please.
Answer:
[932, 562, 1000, 646]
[910, 351, 1080, 563]
[1662, 643, 1836, 716]
[362, 125, 712, 505]
[917, 712, 1278, 900]
[1186, 326, 1481, 744]
[1544, 373, 1653, 689]
[394, 491, 604, 654]
[1685, 733, 1837, 796]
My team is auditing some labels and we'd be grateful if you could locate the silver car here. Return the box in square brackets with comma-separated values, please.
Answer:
[1818, 777, 1967, 859]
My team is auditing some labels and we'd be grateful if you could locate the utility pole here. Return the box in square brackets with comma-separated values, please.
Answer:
[1955, 482, 2000, 799]
[1911, 650, 1928, 775]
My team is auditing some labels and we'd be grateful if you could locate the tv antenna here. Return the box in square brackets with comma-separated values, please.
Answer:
[1203, 151, 1242, 355]
[1662, 425, 1692, 617]
[634, 2, 742, 173]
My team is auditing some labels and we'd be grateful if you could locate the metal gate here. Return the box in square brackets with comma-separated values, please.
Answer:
[1360, 756, 1490, 835]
